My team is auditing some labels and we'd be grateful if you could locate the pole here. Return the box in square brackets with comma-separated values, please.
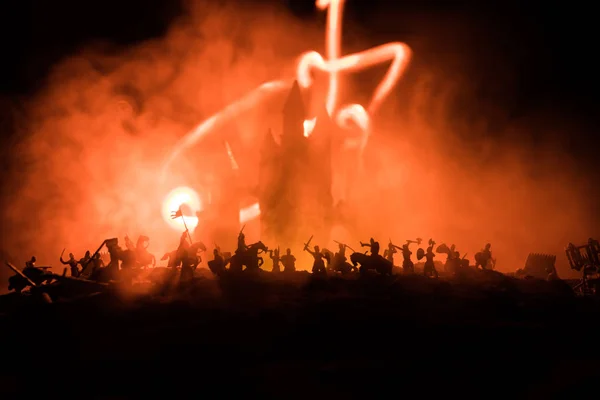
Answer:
[179, 205, 194, 244]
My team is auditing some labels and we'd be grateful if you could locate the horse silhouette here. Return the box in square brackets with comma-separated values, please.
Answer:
[229, 241, 269, 272]
[350, 252, 393, 276]
[323, 249, 358, 275]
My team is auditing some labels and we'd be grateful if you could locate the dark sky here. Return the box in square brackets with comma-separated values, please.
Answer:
[1, 0, 598, 105]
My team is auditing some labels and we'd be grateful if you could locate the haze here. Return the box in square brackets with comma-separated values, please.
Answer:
[0, 1, 595, 283]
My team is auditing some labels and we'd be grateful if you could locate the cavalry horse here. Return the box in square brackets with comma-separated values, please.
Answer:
[350, 252, 393, 276]
[134, 235, 156, 268]
[323, 249, 358, 275]
[229, 241, 269, 272]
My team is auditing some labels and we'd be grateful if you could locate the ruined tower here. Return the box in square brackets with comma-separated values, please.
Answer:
[258, 81, 333, 247]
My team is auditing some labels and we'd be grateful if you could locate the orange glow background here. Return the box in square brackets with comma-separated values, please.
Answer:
[0, 1, 597, 284]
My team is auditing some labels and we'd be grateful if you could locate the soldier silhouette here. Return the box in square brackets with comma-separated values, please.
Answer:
[475, 243, 493, 270]
[269, 248, 281, 273]
[280, 248, 296, 272]
[24, 256, 36, 270]
[78, 251, 91, 268]
[305, 245, 326, 275]
[423, 242, 438, 278]
[336, 243, 348, 263]
[384, 242, 397, 265]
[208, 248, 226, 275]
[175, 230, 191, 267]
[105, 239, 123, 281]
[90, 253, 105, 278]
[124, 235, 135, 251]
[441, 244, 460, 274]
[360, 238, 380, 257]
[401, 243, 415, 273]
[60, 250, 80, 277]
[21, 256, 53, 285]
[236, 231, 247, 255]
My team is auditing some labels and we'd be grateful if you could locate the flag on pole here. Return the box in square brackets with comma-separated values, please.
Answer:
[171, 207, 183, 219]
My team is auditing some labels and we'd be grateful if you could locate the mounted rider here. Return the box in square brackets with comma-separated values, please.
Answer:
[235, 228, 247, 256]
[360, 238, 380, 257]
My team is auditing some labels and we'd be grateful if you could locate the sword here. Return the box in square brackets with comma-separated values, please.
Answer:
[303, 235, 314, 251]
[334, 240, 355, 253]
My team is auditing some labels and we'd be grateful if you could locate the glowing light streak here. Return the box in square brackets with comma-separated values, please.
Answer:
[224, 141, 239, 170]
[240, 202, 261, 224]
[160, 0, 411, 229]
[162, 186, 202, 231]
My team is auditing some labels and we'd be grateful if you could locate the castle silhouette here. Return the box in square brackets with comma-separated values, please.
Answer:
[258, 81, 334, 248]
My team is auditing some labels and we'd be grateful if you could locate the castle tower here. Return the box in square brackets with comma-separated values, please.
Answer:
[258, 128, 281, 242]
[258, 81, 334, 248]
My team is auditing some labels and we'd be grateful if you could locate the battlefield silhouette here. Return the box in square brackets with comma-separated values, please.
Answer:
[2, 82, 600, 398]
[2, 1, 600, 397]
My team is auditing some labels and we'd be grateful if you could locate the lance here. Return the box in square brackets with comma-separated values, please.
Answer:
[5, 262, 37, 287]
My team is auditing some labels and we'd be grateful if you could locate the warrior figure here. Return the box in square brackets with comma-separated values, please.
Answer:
[78, 251, 91, 270]
[360, 238, 380, 257]
[384, 243, 397, 265]
[423, 241, 438, 278]
[475, 243, 493, 270]
[124, 235, 136, 251]
[24, 256, 36, 271]
[23, 256, 54, 284]
[336, 243, 348, 263]
[269, 248, 281, 273]
[236, 231, 247, 255]
[208, 248, 226, 276]
[104, 239, 123, 280]
[398, 239, 422, 273]
[60, 250, 80, 277]
[90, 253, 105, 277]
[305, 245, 326, 275]
[438, 243, 461, 274]
[280, 248, 296, 272]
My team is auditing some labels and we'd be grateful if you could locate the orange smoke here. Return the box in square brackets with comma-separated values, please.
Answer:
[162, 0, 411, 228]
[0, 1, 596, 282]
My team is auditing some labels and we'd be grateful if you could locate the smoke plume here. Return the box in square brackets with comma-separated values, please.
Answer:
[0, 1, 595, 285]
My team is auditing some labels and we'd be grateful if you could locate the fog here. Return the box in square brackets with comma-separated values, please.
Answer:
[0, 0, 595, 283]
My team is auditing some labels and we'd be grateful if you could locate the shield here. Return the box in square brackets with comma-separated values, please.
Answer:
[416, 248, 425, 261]
[436, 243, 450, 254]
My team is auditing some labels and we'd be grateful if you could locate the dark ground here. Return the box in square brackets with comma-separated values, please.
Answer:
[1, 270, 599, 399]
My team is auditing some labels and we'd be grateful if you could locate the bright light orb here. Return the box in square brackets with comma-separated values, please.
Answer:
[162, 186, 202, 231]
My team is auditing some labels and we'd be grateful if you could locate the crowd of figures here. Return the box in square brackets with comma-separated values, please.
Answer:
[6, 226, 502, 294]
[5, 226, 600, 298]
